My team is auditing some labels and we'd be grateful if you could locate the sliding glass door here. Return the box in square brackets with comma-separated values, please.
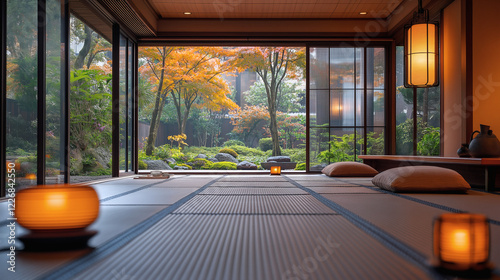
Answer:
[308, 45, 388, 171]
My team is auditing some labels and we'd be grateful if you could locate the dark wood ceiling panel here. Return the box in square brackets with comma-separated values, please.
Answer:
[147, 0, 404, 19]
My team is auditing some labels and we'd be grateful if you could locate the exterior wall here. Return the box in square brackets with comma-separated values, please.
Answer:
[472, 0, 500, 135]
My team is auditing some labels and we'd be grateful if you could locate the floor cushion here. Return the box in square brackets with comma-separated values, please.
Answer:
[372, 166, 471, 193]
[322, 161, 379, 177]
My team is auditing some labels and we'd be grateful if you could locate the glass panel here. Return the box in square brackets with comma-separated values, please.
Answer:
[309, 128, 329, 171]
[355, 127, 365, 160]
[329, 128, 355, 162]
[330, 90, 354, 127]
[417, 87, 440, 156]
[371, 89, 385, 127]
[309, 48, 329, 90]
[309, 90, 329, 127]
[330, 48, 355, 89]
[372, 48, 385, 89]
[356, 89, 364, 126]
[128, 41, 134, 171]
[356, 48, 364, 88]
[46, 0, 64, 183]
[367, 127, 385, 155]
[6, 0, 38, 186]
[69, 16, 112, 180]
[119, 34, 127, 171]
[395, 46, 414, 155]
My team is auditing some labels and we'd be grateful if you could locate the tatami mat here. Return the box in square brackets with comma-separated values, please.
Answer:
[218, 176, 288, 182]
[404, 191, 500, 222]
[324, 193, 449, 258]
[200, 187, 308, 195]
[174, 195, 337, 214]
[308, 187, 382, 194]
[70, 215, 432, 280]
[101, 188, 200, 205]
[211, 181, 295, 188]
[0, 205, 166, 280]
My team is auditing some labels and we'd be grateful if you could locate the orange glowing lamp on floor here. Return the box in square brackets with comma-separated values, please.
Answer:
[270, 166, 281, 175]
[433, 213, 492, 276]
[16, 184, 100, 250]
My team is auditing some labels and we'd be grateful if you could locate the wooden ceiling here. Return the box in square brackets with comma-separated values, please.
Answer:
[147, 0, 405, 19]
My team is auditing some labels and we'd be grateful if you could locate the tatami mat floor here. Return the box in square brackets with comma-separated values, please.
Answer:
[1, 174, 499, 280]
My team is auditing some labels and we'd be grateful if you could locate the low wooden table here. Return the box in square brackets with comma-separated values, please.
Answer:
[359, 155, 500, 191]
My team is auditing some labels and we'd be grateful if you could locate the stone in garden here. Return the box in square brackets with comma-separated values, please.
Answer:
[208, 157, 218, 162]
[215, 153, 238, 163]
[267, 156, 291, 162]
[143, 160, 172, 170]
[195, 154, 207, 159]
[174, 165, 190, 170]
[165, 158, 176, 165]
[312, 164, 327, 170]
[237, 161, 258, 170]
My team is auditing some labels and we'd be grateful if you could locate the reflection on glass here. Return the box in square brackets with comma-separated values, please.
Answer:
[330, 48, 355, 89]
[330, 90, 354, 127]
[310, 48, 329, 90]
[6, 0, 38, 186]
[309, 90, 329, 127]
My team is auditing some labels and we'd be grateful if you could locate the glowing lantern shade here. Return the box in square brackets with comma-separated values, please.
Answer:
[404, 3, 439, 88]
[270, 166, 281, 175]
[16, 184, 99, 230]
[433, 213, 492, 274]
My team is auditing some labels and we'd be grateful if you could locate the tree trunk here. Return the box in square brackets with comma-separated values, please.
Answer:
[269, 109, 281, 156]
[145, 47, 168, 155]
[145, 94, 167, 155]
[74, 25, 92, 69]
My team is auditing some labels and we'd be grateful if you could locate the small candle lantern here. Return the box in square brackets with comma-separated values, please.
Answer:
[270, 166, 281, 175]
[433, 213, 492, 277]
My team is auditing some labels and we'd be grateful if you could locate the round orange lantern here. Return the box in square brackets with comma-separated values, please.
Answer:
[16, 184, 99, 230]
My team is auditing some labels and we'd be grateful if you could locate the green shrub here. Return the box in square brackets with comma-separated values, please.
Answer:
[223, 140, 245, 147]
[282, 148, 306, 163]
[153, 144, 172, 159]
[229, 145, 266, 157]
[211, 162, 237, 170]
[89, 168, 112, 176]
[138, 160, 148, 170]
[176, 163, 192, 170]
[259, 138, 273, 151]
[219, 148, 238, 158]
[295, 163, 306, 170]
[188, 158, 214, 169]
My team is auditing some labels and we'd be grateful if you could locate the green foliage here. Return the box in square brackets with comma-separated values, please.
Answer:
[171, 149, 187, 163]
[188, 158, 214, 170]
[223, 140, 245, 147]
[227, 145, 266, 157]
[282, 148, 306, 163]
[176, 163, 192, 170]
[259, 138, 273, 151]
[88, 168, 112, 176]
[138, 160, 148, 170]
[219, 148, 238, 158]
[210, 162, 237, 170]
[396, 118, 440, 156]
[317, 134, 356, 163]
[417, 127, 440, 156]
[295, 163, 306, 170]
[153, 144, 172, 160]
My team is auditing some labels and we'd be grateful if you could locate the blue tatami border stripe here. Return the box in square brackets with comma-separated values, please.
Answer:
[38, 176, 223, 280]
